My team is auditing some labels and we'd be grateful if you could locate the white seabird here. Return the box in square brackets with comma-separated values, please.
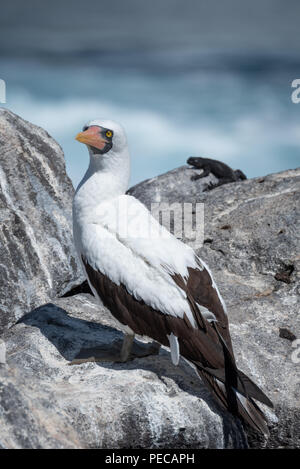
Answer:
[73, 119, 273, 435]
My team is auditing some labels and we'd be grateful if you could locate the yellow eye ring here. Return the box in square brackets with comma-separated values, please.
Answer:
[106, 130, 112, 138]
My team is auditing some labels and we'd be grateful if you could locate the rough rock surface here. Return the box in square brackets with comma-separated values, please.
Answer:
[130, 167, 300, 448]
[0, 294, 245, 449]
[0, 109, 83, 332]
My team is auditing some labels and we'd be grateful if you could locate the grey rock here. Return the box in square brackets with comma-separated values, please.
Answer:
[0, 109, 84, 332]
[0, 294, 246, 449]
[131, 166, 300, 448]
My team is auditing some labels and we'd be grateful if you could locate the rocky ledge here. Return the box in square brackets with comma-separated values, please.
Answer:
[0, 109, 299, 448]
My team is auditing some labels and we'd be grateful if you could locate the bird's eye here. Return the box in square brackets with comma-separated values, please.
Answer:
[105, 130, 112, 138]
[83, 126, 89, 131]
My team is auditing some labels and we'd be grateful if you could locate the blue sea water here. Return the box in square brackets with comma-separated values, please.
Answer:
[1, 50, 300, 188]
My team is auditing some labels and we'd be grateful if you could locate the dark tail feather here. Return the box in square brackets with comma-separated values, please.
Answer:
[200, 367, 273, 408]
[237, 370, 273, 408]
[212, 321, 272, 413]
[195, 322, 272, 435]
[234, 389, 270, 436]
[196, 367, 270, 436]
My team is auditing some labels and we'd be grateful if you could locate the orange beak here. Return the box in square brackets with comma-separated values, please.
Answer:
[75, 126, 108, 151]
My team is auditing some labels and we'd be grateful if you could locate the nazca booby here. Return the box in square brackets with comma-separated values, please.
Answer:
[73, 119, 273, 435]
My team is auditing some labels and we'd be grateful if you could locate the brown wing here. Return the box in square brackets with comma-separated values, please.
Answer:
[82, 256, 272, 434]
[179, 261, 272, 410]
[83, 256, 227, 369]
[172, 260, 234, 357]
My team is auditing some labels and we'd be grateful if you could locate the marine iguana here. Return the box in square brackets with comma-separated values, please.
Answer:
[187, 156, 247, 191]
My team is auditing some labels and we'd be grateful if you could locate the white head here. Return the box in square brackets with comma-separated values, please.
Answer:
[75, 119, 130, 197]
[76, 118, 128, 163]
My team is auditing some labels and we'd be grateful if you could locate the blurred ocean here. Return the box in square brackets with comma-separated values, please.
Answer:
[1, 0, 300, 187]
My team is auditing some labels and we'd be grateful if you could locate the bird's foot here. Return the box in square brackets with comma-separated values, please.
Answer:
[120, 338, 160, 362]
[69, 338, 160, 365]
